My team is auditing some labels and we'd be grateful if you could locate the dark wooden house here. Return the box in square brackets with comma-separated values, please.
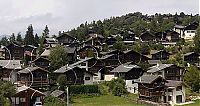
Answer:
[5, 43, 24, 60]
[43, 38, 58, 48]
[154, 32, 167, 42]
[123, 31, 135, 44]
[77, 46, 100, 59]
[23, 45, 37, 65]
[140, 31, 155, 42]
[54, 66, 96, 85]
[183, 52, 199, 64]
[135, 75, 166, 103]
[123, 50, 150, 63]
[57, 33, 77, 45]
[147, 64, 185, 81]
[17, 67, 49, 89]
[32, 57, 50, 69]
[11, 85, 45, 106]
[105, 36, 117, 46]
[0, 60, 22, 82]
[165, 30, 180, 42]
[64, 46, 77, 64]
[150, 50, 171, 60]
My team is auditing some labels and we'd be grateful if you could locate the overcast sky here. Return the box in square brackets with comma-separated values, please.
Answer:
[0, 0, 199, 36]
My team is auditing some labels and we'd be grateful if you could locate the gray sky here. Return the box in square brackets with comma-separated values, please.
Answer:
[0, 0, 199, 36]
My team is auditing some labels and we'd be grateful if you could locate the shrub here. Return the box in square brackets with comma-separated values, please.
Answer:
[69, 84, 100, 95]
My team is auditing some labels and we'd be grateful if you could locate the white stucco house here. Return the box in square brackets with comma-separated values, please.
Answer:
[165, 80, 186, 105]
[182, 22, 198, 40]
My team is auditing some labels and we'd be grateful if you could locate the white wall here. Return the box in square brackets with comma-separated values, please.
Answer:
[183, 30, 196, 40]
[126, 80, 138, 94]
[84, 72, 93, 85]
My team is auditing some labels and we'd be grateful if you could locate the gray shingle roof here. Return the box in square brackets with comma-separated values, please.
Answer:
[99, 54, 114, 60]
[50, 90, 64, 97]
[148, 60, 162, 65]
[183, 52, 198, 56]
[165, 80, 183, 87]
[147, 64, 174, 73]
[18, 67, 49, 74]
[111, 63, 141, 73]
[134, 75, 162, 84]
[0, 60, 22, 69]
[64, 46, 76, 54]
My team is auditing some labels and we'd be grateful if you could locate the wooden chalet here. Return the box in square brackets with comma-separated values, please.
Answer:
[54, 65, 96, 85]
[123, 31, 135, 45]
[32, 57, 50, 69]
[135, 75, 166, 103]
[154, 32, 167, 42]
[149, 50, 171, 60]
[64, 46, 77, 64]
[140, 31, 155, 42]
[183, 52, 199, 64]
[81, 34, 104, 50]
[165, 30, 180, 42]
[123, 50, 150, 63]
[5, 43, 24, 60]
[43, 37, 58, 48]
[174, 25, 185, 38]
[11, 85, 45, 106]
[0, 60, 22, 82]
[105, 36, 117, 46]
[17, 67, 49, 89]
[146, 64, 185, 81]
[57, 33, 77, 46]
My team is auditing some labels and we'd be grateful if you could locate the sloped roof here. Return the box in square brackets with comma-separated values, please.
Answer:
[41, 49, 50, 57]
[50, 90, 65, 97]
[165, 80, 183, 87]
[45, 38, 58, 43]
[148, 60, 162, 65]
[134, 75, 162, 84]
[16, 85, 44, 95]
[0, 60, 21, 69]
[183, 52, 199, 57]
[99, 54, 115, 60]
[147, 64, 174, 73]
[18, 66, 49, 74]
[111, 62, 141, 73]
[64, 46, 76, 54]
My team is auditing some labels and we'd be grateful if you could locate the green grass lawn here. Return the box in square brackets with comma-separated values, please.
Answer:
[72, 94, 144, 106]
[182, 100, 200, 106]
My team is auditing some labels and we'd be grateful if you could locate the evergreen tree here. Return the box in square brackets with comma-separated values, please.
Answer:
[194, 25, 200, 53]
[24, 24, 35, 45]
[9, 33, 15, 43]
[43, 25, 50, 38]
[34, 33, 40, 47]
[0, 36, 9, 46]
[16, 32, 23, 44]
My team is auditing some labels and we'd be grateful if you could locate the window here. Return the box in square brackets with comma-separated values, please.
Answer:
[20, 98, 26, 102]
[168, 96, 172, 101]
[176, 86, 182, 91]
[132, 80, 134, 84]
[85, 77, 90, 80]
[176, 95, 182, 103]
[16, 97, 19, 104]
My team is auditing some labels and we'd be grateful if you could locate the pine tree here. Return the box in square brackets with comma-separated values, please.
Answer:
[16, 32, 23, 44]
[34, 33, 40, 47]
[43, 25, 50, 38]
[9, 33, 15, 43]
[24, 24, 35, 45]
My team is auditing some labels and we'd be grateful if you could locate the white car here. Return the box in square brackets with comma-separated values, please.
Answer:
[34, 102, 42, 106]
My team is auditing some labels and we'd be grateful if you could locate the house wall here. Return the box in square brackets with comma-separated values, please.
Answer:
[84, 72, 93, 85]
[183, 30, 196, 40]
[165, 85, 185, 105]
[126, 80, 138, 94]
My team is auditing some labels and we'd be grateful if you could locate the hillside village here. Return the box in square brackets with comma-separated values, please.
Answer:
[0, 12, 200, 106]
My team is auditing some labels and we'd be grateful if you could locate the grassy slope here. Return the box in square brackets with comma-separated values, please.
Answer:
[72, 94, 144, 106]
[183, 100, 200, 106]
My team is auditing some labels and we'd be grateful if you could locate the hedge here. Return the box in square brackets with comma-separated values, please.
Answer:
[69, 84, 100, 94]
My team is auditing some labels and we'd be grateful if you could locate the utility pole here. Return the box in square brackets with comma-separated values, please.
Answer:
[66, 86, 69, 106]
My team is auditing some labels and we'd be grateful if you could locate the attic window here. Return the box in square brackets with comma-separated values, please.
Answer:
[85, 77, 90, 80]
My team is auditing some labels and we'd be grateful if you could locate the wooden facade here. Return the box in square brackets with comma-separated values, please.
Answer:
[17, 67, 49, 89]
[12, 86, 45, 106]
[32, 57, 50, 69]
[5, 43, 24, 60]
[184, 52, 199, 64]
[140, 32, 155, 42]
[57, 33, 76, 45]
[151, 50, 171, 60]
